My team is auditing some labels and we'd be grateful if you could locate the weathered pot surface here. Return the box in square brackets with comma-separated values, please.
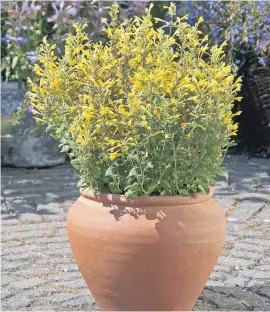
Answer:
[1, 81, 66, 167]
[67, 188, 226, 311]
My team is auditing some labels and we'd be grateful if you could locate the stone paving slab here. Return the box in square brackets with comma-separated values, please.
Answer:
[1, 155, 270, 311]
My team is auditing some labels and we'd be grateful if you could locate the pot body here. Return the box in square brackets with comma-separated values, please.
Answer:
[1, 81, 66, 167]
[67, 190, 226, 311]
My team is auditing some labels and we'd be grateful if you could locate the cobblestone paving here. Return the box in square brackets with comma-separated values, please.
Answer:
[1, 155, 270, 311]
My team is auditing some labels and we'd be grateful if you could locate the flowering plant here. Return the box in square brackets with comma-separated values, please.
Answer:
[161, 1, 270, 72]
[1, 1, 149, 85]
[29, 3, 241, 197]
[1, 1, 81, 85]
[1, 0, 149, 125]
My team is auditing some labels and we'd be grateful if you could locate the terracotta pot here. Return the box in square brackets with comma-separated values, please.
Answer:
[67, 188, 226, 311]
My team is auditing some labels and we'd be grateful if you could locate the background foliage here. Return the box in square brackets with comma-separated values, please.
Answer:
[2, 1, 269, 85]
[1, 1, 148, 84]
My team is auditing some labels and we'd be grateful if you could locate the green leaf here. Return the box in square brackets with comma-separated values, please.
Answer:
[108, 182, 122, 194]
[125, 189, 138, 199]
[179, 189, 189, 196]
[71, 159, 81, 169]
[1, 60, 6, 71]
[218, 168, 229, 181]
[128, 167, 137, 177]
[12, 56, 19, 69]
[145, 180, 158, 193]
[90, 165, 101, 179]
[124, 182, 138, 191]
[77, 178, 86, 187]
[198, 184, 209, 195]
[105, 167, 113, 177]
[60, 145, 70, 153]
[207, 177, 216, 185]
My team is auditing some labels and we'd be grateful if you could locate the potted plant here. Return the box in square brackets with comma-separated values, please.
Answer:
[29, 3, 242, 311]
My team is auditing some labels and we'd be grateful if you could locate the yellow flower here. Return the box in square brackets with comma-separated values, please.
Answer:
[168, 114, 181, 120]
[234, 97, 242, 102]
[107, 27, 113, 37]
[198, 80, 208, 87]
[181, 122, 190, 127]
[169, 37, 176, 44]
[95, 125, 101, 133]
[146, 29, 154, 40]
[34, 64, 44, 75]
[109, 152, 120, 161]
[77, 135, 84, 144]
[51, 80, 61, 91]
[153, 107, 160, 119]
[232, 111, 241, 117]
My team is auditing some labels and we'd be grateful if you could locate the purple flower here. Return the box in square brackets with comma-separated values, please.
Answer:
[95, 7, 105, 18]
[201, 6, 211, 19]
[27, 105, 33, 114]
[21, 2, 41, 18]
[26, 51, 38, 64]
[188, 14, 196, 26]
[211, 11, 220, 20]
[235, 59, 241, 65]
[1, 34, 15, 44]
[247, 14, 254, 22]
[256, 29, 263, 37]
[65, 7, 77, 17]
[240, 49, 245, 54]
[211, 25, 220, 40]
[16, 36, 28, 47]
[47, 2, 78, 23]
[1, 35, 28, 47]
[213, 2, 222, 10]
[258, 57, 268, 66]
[71, 1, 81, 8]
[176, 4, 182, 14]
[14, 25, 21, 33]
[231, 28, 239, 36]
[164, 12, 170, 22]
[16, 104, 22, 112]
[247, 33, 255, 44]
[119, 12, 126, 22]
[255, 42, 262, 52]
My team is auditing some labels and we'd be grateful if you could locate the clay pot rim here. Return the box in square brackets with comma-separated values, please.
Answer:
[80, 187, 214, 206]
